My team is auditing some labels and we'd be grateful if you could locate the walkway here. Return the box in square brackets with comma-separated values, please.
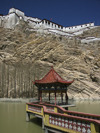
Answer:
[26, 102, 100, 133]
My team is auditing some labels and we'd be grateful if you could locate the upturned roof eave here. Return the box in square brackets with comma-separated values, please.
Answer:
[32, 80, 74, 85]
[32, 67, 74, 85]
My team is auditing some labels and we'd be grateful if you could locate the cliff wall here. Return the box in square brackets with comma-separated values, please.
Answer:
[0, 21, 100, 99]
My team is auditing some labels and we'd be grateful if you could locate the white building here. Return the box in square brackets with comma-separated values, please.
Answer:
[0, 8, 95, 36]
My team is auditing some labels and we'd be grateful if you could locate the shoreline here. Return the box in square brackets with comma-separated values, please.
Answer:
[0, 98, 33, 103]
[0, 97, 100, 103]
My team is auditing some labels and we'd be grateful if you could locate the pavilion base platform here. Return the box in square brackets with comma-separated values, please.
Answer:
[29, 99, 76, 110]
[60, 104, 75, 108]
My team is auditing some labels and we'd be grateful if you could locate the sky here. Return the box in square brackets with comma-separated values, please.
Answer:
[0, 0, 100, 27]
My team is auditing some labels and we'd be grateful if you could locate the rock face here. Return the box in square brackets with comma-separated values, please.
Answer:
[0, 20, 100, 99]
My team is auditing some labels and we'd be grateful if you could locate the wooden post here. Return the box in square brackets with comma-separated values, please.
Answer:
[49, 91, 50, 102]
[40, 91, 41, 102]
[40, 90, 42, 103]
[42, 118, 44, 129]
[66, 92, 68, 105]
[61, 92, 63, 103]
[45, 127, 48, 133]
[91, 123, 100, 133]
[41, 91, 42, 102]
[26, 112, 30, 121]
[38, 90, 40, 101]
[55, 91, 56, 105]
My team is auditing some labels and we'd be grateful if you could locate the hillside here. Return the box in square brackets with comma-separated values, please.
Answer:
[0, 20, 100, 100]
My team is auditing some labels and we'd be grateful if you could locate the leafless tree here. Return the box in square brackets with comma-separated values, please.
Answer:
[6, 65, 9, 98]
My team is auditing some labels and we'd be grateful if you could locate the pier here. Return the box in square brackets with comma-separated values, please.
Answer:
[26, 102, 100, 133]
[26, 67, 100, 133]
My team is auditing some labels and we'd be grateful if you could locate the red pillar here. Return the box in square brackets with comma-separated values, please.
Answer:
[66, 92, 68, 104]
[38, 90, 40, 101]
[61, 92, 63, 103]
[55, 91, 56, 105]
[49, 91, 50, 102]
[40, 91, 42, 103]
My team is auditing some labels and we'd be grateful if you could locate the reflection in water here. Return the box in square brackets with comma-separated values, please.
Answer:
[0, 101, 100, 133]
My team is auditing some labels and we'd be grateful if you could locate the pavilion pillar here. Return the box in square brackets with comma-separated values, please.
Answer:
[65, 92, 68, 104]
[55, 91, 56, 105]
[40, 90, 42, 103]
[38, 90, 40, 101]
[49, 91, 50, 102]
[61, 92, 63, 103]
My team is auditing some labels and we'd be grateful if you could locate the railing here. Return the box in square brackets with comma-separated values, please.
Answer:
[26, 102, 100, 133]
[65, 111, 100, 121]
[26, 103, 43, 116]
[44, 111, 100, 133]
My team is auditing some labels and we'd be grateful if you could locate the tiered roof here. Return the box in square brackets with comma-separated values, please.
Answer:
[33, 67, 74, 85]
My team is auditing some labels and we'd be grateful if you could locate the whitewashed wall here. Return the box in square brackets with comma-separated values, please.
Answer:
[0, 8, 95, 36]
[9, 8, 16, 14]
[9, 8, 24, 18]
[16, 9, 24, 18]
[28, 20, 36, 28]
[0, 16, 3, 27]
[24, 16, 41, 22]
[65, 23, 94, 32]
[4, 13, 19, 28]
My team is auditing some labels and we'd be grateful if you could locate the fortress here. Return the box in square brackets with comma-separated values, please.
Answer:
[0, 8, 95, 36]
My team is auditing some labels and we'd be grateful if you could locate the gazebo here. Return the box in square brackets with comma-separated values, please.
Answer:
[33, 66, 74, 105]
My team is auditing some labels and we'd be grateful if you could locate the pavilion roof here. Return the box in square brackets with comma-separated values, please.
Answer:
[33, 67, 74, 85]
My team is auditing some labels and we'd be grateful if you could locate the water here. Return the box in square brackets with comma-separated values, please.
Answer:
[0, 102, 44, 133]
[0, 101, 100, 133]
[69, 101, 100, 115]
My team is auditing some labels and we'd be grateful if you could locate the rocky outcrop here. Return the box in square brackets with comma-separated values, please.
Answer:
[0, 21, 100, 99]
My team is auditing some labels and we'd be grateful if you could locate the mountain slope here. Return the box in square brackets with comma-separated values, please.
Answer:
[0, 21, 100, 99]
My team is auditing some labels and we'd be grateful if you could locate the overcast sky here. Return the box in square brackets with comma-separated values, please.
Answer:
[0, 0, 100, 27]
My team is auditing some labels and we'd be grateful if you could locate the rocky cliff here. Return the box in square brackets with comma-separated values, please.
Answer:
[0, 20, 100, 100]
